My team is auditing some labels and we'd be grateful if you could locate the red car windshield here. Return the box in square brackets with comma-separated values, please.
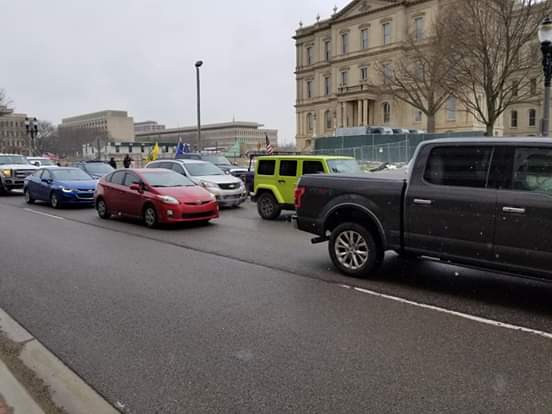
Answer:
[142, 171, 195, 188]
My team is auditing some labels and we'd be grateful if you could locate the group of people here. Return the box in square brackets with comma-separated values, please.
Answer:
[108, 154, 133, 169]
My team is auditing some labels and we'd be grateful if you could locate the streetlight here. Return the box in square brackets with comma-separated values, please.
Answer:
[25, 117, 39, 156]
[538, 17, 552, 137]
[195, 60, 203, 151]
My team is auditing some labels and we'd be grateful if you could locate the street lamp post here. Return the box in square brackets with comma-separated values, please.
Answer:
[538, 17, 552, 137]
[195, 60, 203, 151]
[25, 117, 39, 156]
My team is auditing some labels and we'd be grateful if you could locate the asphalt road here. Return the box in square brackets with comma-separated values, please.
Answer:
[0, 194, 552, 413]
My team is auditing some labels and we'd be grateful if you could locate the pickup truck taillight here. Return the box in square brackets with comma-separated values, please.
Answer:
[294, 186, 306, 209]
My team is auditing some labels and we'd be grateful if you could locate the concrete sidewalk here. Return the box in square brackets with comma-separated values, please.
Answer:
[0, 308, 118, 414]
[0, 359, 44, 414]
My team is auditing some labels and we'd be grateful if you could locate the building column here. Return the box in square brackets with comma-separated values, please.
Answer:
[363, 99, 369, 126]
[357, 100, 363, 127]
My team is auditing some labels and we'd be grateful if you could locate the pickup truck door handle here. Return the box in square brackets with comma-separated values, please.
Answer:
[503, 206, 526, 214]
[413, 198, 433, 206]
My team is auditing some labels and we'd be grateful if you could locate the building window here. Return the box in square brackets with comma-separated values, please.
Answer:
[529, 109, 537, 127]
[361, 29, 369, 49]
[324, 41, 331, 62]
[447, 96, 457, 121]
[531, 78, 537, 95]
[512, 81, 518, 97]
[383, 22, 392, 45]
[306, 47, 314, 65]
[415, 110, 423, 122]
[325, 110, 332, 130]
[324, 76, 331, 96]
[383, 102, 391, 123]
[360, 67, 368, 81]
[415, 62, 424, 80]
[340, 70, 349, 87]
[511, 110, 518, 128]
[307, 113, 314, 131]
[383, 63, 392, 84]
[414, 16, 424, 40]
[341, 32, 349, 55]
[306, 80, 313, 98]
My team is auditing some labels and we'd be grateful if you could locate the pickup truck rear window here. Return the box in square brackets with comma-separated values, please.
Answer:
[258, 160, 276, 176]
[424, 146, 492, 188]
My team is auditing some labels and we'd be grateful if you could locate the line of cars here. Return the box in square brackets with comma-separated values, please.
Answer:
[12, 153, 249, 228]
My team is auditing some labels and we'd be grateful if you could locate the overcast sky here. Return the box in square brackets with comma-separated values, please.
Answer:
[2, 0, 348, 144]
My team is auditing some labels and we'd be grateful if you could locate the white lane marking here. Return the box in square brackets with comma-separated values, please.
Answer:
[23, 208, 65, 221]
[348, 286, 552, 341]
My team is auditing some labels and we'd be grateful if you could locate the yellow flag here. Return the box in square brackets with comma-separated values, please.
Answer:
[151, 142, 160, 161]
[147, 142, 160, 162]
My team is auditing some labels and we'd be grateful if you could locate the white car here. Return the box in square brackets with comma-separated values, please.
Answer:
[146, 159, 248, 207]
[27, 157, 58, 167]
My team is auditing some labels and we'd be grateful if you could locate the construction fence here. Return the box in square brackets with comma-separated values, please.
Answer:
[312, 131, 485, 164]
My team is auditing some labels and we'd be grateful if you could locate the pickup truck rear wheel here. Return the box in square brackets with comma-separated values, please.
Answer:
[257, 192, 281, 220]
[329, 222, 380, 277]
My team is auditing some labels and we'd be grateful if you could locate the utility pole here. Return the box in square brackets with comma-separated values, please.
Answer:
[195, 60, 204, 151]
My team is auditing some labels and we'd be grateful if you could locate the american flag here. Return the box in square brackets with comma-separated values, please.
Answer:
[265, 134, 273, 155]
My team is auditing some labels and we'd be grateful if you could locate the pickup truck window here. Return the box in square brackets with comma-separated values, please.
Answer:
[302, 161, 324, 174]
[512, 147, 552, 194]
[280, 160, 297, 177]
[258, 160, 275, 176]
[424, 146, 493, 188]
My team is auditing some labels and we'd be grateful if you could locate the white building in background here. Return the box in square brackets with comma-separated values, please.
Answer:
[134, 121, 166, 134]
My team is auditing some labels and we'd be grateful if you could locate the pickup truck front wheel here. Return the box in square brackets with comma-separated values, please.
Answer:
[329, 223, 380, 277]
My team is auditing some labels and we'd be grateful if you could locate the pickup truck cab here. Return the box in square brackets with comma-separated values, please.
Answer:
[0, 154, 38, 194]
[253, 155, 360, 219]
[295, 138, 552, 280]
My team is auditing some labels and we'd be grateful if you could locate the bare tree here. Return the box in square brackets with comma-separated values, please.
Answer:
[0, 89, 13, 116]
[56, 126, 110, 158]
[440, 0, 552, 136]
[375, 13, 458, 133]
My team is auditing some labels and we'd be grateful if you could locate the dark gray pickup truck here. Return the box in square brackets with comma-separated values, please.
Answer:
[295, 138, 552, 280]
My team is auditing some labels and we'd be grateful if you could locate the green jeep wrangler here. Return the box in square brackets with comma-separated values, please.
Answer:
[252, 155, 360, 220]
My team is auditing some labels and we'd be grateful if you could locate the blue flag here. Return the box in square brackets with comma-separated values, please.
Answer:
[176, 139, 185, 156]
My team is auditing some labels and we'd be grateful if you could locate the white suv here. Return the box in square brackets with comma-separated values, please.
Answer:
[146, 159, 247, 207]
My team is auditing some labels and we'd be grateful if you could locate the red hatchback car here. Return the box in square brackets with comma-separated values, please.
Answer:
[95, 168, 219, 227]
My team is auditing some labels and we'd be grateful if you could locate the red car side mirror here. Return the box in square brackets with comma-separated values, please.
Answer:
[130, 184, 143, 193]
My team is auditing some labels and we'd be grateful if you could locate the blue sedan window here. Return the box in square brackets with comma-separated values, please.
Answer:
[51, 169, 92, 181]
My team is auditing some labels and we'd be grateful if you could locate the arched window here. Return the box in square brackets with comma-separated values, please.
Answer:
[529, 109, 537, 127]
[325, 110, 332, 130]
[306, 113, 313, 131]
[511, 110, 518, 128]
[383, 102, 391, 123]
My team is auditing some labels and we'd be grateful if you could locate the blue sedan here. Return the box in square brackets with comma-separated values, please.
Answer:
[24, 167, 97, 208]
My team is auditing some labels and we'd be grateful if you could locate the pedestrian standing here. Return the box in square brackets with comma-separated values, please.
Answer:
[109, 157, 117, 169]
[123, 154, 133, 169]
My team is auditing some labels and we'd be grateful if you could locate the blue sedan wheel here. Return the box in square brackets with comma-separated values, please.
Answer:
[24, 188, 34, 204]
[50, 192, 61, 209]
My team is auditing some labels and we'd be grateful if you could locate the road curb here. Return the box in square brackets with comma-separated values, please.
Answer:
[0, 307, 119, 414]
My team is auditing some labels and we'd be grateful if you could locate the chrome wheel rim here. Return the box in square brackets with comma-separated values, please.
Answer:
[334, 230, 369, 271]
[25, 191, 31, 202]
[51, 194, 58, 208]
[97, 200, 106, 216]
[145, 208, 156, 226]
[260, 197, 274, 216]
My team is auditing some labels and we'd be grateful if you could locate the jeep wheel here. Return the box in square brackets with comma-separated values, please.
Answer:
[257, 192, 281, 220]
[24, 189, 35, 204]
[329, 222, 380, 277]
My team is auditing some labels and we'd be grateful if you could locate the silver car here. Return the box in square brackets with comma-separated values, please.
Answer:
[146, 159, 247, 207]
